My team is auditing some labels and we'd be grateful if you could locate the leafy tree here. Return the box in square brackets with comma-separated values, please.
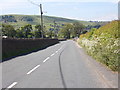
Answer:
[46, 30, 54, 38]
[2, 24, 16, 37]
[16, 28, 24, 38]
[73, 22, 85, 37]
[21, 24, 32, 38]
[59, 23, 74, 39]
[35, 25, 42, 38]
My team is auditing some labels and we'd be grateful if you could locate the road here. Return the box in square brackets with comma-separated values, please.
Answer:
[1, 40, 118, 88]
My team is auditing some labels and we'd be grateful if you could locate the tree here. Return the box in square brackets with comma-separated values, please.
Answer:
[34, 25, 42, 38]
[21, 24, 32, 38]
[59, 23, 74, 39]
[2, 24, 16, 37]
[73, 22, 85, 37]
[16, 28, 24, 38]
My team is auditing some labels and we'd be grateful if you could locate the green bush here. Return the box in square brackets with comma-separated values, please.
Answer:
[78, 20, 119, 71]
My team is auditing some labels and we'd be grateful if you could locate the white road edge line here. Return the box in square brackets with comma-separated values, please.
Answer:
[51, 53, 55, 56]
[27, 65, 40, 75]
[43, 57, 50, 63]
[7, 82, 17, 88]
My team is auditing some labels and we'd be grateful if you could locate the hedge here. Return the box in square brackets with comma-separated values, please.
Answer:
[2, 38, 59, 61]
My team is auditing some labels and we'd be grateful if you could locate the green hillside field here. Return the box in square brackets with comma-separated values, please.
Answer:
[0, 14, 108, 30]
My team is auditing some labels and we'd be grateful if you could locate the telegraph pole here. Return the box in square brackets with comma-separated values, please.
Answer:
[28, 0, 44, 38]
[40, 4, 44, 38]
[54, 20, 56, 38]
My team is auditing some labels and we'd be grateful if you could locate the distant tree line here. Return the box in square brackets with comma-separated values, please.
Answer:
[2, 22, 87, 39]
[2, 24, 41, 38]
[85, 24, 101, 30]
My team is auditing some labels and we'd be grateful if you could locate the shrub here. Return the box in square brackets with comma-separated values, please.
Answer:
[78, 20, 119, 71]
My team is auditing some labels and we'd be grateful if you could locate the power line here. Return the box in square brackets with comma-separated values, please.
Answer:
[28, 0, 44, 38]
[28, 0, 39, 6]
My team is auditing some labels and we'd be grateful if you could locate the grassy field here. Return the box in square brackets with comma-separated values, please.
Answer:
[0, 14, 108, 29]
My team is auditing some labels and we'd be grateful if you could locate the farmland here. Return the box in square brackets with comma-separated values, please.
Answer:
[0, 14, 108, 30]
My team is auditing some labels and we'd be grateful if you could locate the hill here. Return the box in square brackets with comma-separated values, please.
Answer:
[78, 20, 119, 71]
[0, 14, 108, 29]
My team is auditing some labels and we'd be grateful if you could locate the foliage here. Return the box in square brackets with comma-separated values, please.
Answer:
[21, 24, 32, 38]
[72, 22, 85, 37]
[59, 23, 74, 39]
[58, 22, 85, 39]
[34, 25, 42, 38]
[16, 28, 24, 38]
[2, 24, 16, 37]
[78, 20, 119, 71]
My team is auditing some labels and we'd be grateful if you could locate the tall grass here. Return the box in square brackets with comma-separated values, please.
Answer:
[78, 20, 120, 71]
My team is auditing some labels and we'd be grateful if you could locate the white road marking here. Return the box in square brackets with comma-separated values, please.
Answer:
[43, 57, 50, 63]
[51, 53, 55, 56]
[56, 51, 58, 53]
[58, 47, 62, 51]
[7, 82, 17, 88]
[27, 65, 40, 74]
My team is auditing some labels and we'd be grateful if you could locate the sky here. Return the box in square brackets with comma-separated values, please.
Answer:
[0, 0, 119, 21]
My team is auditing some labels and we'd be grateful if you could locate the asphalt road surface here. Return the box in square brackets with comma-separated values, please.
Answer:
[1, 40, 118, 88]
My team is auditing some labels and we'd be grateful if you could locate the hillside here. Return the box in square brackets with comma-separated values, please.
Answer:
[0, 14, 107, 29]
[78, 20, 119, 71]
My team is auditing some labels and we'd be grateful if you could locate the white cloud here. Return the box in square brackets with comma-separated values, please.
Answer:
[62, 13, 118, 21]
[95, 14, 118, 21]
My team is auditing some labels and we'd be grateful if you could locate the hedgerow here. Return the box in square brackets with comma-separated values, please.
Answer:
[78, 20, 120, 71]
[2, 38, 59, 61]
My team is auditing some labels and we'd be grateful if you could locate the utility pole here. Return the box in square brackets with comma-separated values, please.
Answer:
[28, 0, 44, 38]
[40, 4, 44, 38]
[54, 20, 56, 38]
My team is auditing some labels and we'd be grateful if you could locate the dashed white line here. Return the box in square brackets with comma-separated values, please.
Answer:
[7, 82, 17, 88]
[58, 48, 62, 51]
[51, 53, 55, 56]
[56, 51, 58, 53]
[43, 57, 50, 63]
[27, 65, 40, 75]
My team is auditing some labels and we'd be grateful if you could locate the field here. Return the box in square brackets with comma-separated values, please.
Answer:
[0, 14, 108, 30]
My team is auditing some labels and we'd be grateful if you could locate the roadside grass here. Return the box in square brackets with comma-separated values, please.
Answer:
[78, 20, 119, 71]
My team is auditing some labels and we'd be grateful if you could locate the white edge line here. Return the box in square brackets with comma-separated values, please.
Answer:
[43, 57, 50, 63]
[7, 82, 17, 88]
[27, 65, 40, 75]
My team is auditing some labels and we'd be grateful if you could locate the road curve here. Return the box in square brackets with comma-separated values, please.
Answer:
[2, 40, 118, 88]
